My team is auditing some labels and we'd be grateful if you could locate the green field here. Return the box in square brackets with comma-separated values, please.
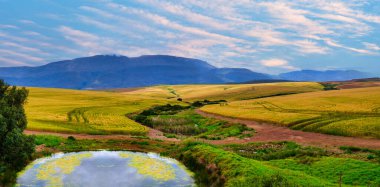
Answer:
[201, 87, 380, 138]
[172, 142, 380, 186]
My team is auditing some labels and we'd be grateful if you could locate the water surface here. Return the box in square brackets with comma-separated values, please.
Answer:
[17, 151, 194, 187]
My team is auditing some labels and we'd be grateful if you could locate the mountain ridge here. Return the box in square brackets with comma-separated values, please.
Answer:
[0, 55, 270, 89]
[0, 55, 373, 89]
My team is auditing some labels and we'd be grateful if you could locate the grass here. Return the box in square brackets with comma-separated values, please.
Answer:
[267, 157, 380, 186]
[173, 143, 333, 187]
[26, 87, 180, 135]
[201, 87, 380, 138]
[32, 135, 170, 154]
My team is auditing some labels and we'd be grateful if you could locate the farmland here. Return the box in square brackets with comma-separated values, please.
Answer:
[17, 82, 380, 186]
[25, 87, 178, 135]
[122, 82, 323, 101]
[201, 86, 380, 138]
[25, 82, 321, 136]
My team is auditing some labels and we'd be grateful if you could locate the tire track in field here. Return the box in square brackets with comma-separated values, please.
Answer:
[196, 110, 380, 150]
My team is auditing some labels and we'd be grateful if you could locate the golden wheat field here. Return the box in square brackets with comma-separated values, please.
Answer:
[123, 82, 323, 101]
[201, 87, 380, 138]
[26, 83, 380, 138]
[25, 87, 176, 135]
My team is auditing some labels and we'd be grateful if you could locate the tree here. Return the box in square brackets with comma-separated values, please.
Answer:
[0, 80, 35, 185]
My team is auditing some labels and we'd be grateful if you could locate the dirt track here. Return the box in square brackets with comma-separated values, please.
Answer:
[25, 128, 179, 142]
[24, 130, 136, 140]
[196, 110, 380, 150]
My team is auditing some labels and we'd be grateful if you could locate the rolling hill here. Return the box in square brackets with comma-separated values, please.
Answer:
[201, 86, 380, 138]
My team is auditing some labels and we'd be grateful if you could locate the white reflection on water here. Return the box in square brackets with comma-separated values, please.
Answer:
[17, 151, 194, 187]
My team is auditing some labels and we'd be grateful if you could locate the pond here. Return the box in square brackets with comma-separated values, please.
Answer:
[17, 151, 195, 187]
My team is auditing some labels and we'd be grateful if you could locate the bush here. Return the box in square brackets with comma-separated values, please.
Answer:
[0, 80, 35, 185]
[67, 136, 76, 141]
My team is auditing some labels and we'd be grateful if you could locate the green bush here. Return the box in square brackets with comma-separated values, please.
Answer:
[0, 80, 35, 185]
[35, 135, 64, 147]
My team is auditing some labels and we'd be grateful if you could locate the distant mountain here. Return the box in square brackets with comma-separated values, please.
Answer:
[279, 70, 371, 82]
[0, 55, 272, 89]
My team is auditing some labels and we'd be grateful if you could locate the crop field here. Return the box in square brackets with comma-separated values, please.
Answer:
[122, 82, 323, 101]
[25, 87, 177, 135]
[201, 87, 380, 138]
[26, 82, 319, 136]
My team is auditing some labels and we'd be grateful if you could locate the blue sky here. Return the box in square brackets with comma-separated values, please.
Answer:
[0, 0, 379, 75]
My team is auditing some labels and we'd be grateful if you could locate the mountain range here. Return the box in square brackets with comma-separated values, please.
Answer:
[0, 55, 372, 89]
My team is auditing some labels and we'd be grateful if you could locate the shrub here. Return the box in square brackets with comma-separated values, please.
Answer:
[0, 80, 35, 185]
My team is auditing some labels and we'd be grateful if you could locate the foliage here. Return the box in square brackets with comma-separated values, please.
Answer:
[339, 146, 380, 162]
[133, 106, 253, 139]
[0, 80, 35, 186]
[223, 141, 328, 161]
[320, 83, 339, 90]
[35, 135, 64, 147]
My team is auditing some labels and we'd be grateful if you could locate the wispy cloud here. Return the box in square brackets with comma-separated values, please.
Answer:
[0, 0, 379, 74]
[363, 42, 380, 51]
[0, 57, 29, 66]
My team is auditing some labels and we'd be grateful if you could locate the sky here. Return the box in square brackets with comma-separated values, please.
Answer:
[0, 0, 380, 75]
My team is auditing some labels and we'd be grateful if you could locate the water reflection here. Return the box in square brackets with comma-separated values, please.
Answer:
[17, 151, 194, 187]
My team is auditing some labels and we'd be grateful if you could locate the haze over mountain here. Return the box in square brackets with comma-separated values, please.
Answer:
[279, 70, 371, 82]
[0, 55, 272, 89]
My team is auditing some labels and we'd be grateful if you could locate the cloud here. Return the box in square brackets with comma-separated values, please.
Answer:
[136, 0, 229, 30]
[258, 2, 332, 36]
[58, 26, 100, 48]
[261, 59, 288, 67]
[19, 20, 36, 25]
[260, 58, 298, 70]
[0, 24, 18, 29]
[1, 41, 49, 55]
[363, 42, 380, 51]
[0, 57, 29, 66]
[0, 49, 44, 62]
[322, 38, 373, 54]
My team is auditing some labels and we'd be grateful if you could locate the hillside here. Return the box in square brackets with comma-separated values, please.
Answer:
[122, 82, 323, 101]
[24, 87, 175, 135]
[201, 86, 380, 138]
[0, 55, 271, 89]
